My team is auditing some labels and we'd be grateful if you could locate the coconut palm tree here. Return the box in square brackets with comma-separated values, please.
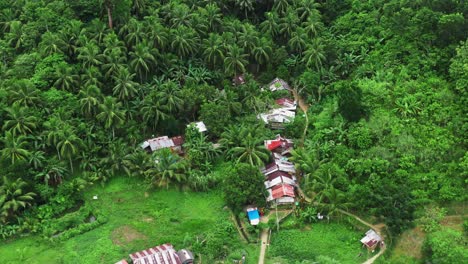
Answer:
[0, 176, 36, 224]
[0, 132, 30, 164]
[96, 96, 126, 139]
[129, 41, 157, 81]
[238, 24, 259, 54]
[157, 80, 183, 113]
[260, 12, 280, 37]
[57, 130, 84, 173]
[279, 8, 299, 38]
[81, 66, 103, 89]
[28, 151, 46, 170]
[303, 38, 326, 70]
[53, 64, 79, 92]
[112, 67, 138, 101]
[7, 79, 41, 107]
[102, 45, 127, 80]
[170, 26, 199, 58]
[145, 149, 188, 189]
[44, 117, 66, 159]
[77, 41, 102, 67]
[37, 158, 68, 186]
[2, 103, 37, 136]
[5, 21, 24, 49]
[140, 94, 169, 132]
[38, 31, 66, 56]
[302, 12, 324, 38]
[199, 3, 222, 32]
[58, 20, 83, 58]
[252, 37, 272, 70]
[273, 0, 291, 15]
[234, 0, 254, 19]
[202, 33, 225, 67]
[169, 3, 194, 28]
[124, 18, 145, 47]
[224, 45, 249, 76]
[144, 18, 168, 50]
[288, 27, 308, 54]
[79, 85, 103, 117]
[296, 0, 321, 21]
[228, 133, 270, 167]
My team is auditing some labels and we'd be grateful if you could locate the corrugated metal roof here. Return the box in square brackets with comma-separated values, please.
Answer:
[130, 244, 182, 264]
[268, 78, 291, 91]
[271, 184, 295, 199]
[188, 121, 207, 133]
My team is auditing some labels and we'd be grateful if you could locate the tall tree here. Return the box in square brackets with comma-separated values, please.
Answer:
[170, 26, 199, 58]
[112, 67, 138, 101]
[129, 41, 157, 81]
[145, 149, 187, 189]
[57, 129, 84, 173]
[302, 38, 326, 70]
[0, 132, 30, 164]
[96, 96, 126, 139]
[202, 33, 225, 67]
[228, 133, 270, 167]
[2, 103, 37, 136]
[0, 176, 36, 224]
[79, 85, 102, 117]
[224, 45, 248, 76]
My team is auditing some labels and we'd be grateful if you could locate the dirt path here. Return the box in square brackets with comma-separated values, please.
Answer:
[258, 209, 293, 264]
[292, 89, 309, 113]
[296, 186, 387, 264]
[292, 89, 310, 147]
[229, 210, 250, 243]
[258, 215, 270, 264]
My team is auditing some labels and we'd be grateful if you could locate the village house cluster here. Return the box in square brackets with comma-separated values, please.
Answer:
[258, 78, 297, 129]
[262, 135, 297, 205]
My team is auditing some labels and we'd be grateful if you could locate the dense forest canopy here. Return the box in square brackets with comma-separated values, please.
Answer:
[0, 0, 467, 262]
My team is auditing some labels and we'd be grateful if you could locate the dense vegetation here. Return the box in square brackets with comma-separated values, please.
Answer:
[0, 0, 466, 263]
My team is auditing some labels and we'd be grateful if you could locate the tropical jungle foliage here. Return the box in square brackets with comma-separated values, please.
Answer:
[0, 0, 466, 262]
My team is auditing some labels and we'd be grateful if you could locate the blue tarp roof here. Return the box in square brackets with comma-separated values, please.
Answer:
[247, 209, 260, 220]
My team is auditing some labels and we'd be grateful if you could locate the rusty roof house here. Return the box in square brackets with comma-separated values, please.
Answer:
[141, 136, 185, 154]
[116, 244, 194, 264]
[261, 135, 298, 205]
[266, 78, 291, 92]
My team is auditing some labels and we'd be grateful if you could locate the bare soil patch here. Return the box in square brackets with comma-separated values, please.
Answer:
[111, 225, 147, 246]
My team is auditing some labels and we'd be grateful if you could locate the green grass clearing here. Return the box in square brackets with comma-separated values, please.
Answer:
[0, 177, 256, 263]
[267, 219, 369, 264]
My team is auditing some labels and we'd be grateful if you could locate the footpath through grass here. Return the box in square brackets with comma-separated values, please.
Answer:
[267, 220, 367, 264]
[0, 177, 255, 263]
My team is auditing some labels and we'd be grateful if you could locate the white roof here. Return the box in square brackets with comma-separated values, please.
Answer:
[361, 229, 382, 243]
[141, 136, 174, 152]
[264, 176, 296, 189]
[188, 121, 207, 132]
[267, 78, 291, 91]
[258, 109, 295, 124]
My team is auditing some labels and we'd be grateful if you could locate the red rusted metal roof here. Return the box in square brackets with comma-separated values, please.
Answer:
[271, 184, 295, 199]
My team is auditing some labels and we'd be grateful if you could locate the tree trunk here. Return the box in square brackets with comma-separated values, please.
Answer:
[69, 157, 74, 174]
[107, 6, 113, 29]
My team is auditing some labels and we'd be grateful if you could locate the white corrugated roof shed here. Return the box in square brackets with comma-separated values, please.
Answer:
[188, 121, 207, 133]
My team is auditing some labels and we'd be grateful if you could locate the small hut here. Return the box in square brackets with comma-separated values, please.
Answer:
[177, 249, 194, 264]
[360, 229, 382, 251]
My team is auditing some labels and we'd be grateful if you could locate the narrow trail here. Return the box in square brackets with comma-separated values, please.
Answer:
[296, 186, 387, 264]
[292, 89, 309, 113]
[258, 209, 293, 264]
[229, 210, 250, 243]
[292, 89, 310, 147]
